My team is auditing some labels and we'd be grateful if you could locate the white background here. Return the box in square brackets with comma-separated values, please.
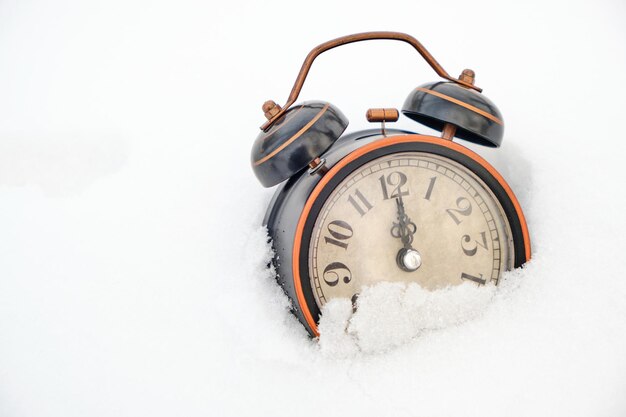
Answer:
[1, 0, 625, 416]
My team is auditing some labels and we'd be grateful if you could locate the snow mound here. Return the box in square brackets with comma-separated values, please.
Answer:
[319, 281, 496, 355]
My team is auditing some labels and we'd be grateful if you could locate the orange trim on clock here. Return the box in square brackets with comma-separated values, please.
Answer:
[292, 134, 531, 337]
[414, 88, 503, 125]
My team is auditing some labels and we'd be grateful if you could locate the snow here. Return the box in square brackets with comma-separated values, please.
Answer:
[319, 281, 497, 355]
[1, 0, 626, 416]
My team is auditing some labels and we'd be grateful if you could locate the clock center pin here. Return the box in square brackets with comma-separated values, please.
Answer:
[398, 248, 422, 272]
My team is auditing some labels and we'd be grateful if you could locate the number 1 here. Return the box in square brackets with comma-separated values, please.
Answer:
[424, 176, 437, 200]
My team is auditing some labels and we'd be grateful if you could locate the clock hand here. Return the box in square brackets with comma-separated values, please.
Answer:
[392, 194, 417, 249]
[390, 193, 421, 272]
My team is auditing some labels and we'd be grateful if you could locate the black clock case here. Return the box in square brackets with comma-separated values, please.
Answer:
[263, 128, 528, 337]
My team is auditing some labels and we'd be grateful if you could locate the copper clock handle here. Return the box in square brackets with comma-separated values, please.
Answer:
[260, 31, 482, 130]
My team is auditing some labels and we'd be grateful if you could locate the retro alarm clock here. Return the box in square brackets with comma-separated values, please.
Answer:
[251, 32, 531, 337]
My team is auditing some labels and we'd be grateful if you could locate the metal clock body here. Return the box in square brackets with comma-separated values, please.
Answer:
[263, 130, 530, 337]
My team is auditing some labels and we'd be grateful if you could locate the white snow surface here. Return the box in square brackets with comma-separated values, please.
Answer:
[319, 281, 498, 355]
[1, 0, 626, 416]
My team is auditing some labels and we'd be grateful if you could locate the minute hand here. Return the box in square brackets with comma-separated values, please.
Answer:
[393, 195, 417, 249]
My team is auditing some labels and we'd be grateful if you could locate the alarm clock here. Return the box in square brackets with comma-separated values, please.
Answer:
[251, 32, 531, 337]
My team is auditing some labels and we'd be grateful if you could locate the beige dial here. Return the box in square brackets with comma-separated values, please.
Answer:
[308, 152, 514, 307]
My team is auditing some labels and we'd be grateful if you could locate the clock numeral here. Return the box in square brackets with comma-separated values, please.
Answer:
[324, 220, 353, 249]
[461, 231, 488, 256]
[351, 293, 359, 312]
[379, 171, 409, 200]
[348, 189, 373, 216]
[424, 176, 437, 200]
[461, 272, 486, 286]
[446, 197, 472, 225]
[323, 262, 352, 287]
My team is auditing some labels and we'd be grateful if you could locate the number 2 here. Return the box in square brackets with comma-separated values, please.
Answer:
[446, 197, 472, 225]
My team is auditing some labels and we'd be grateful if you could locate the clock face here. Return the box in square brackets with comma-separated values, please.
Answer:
[308, 152, 514, 307]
